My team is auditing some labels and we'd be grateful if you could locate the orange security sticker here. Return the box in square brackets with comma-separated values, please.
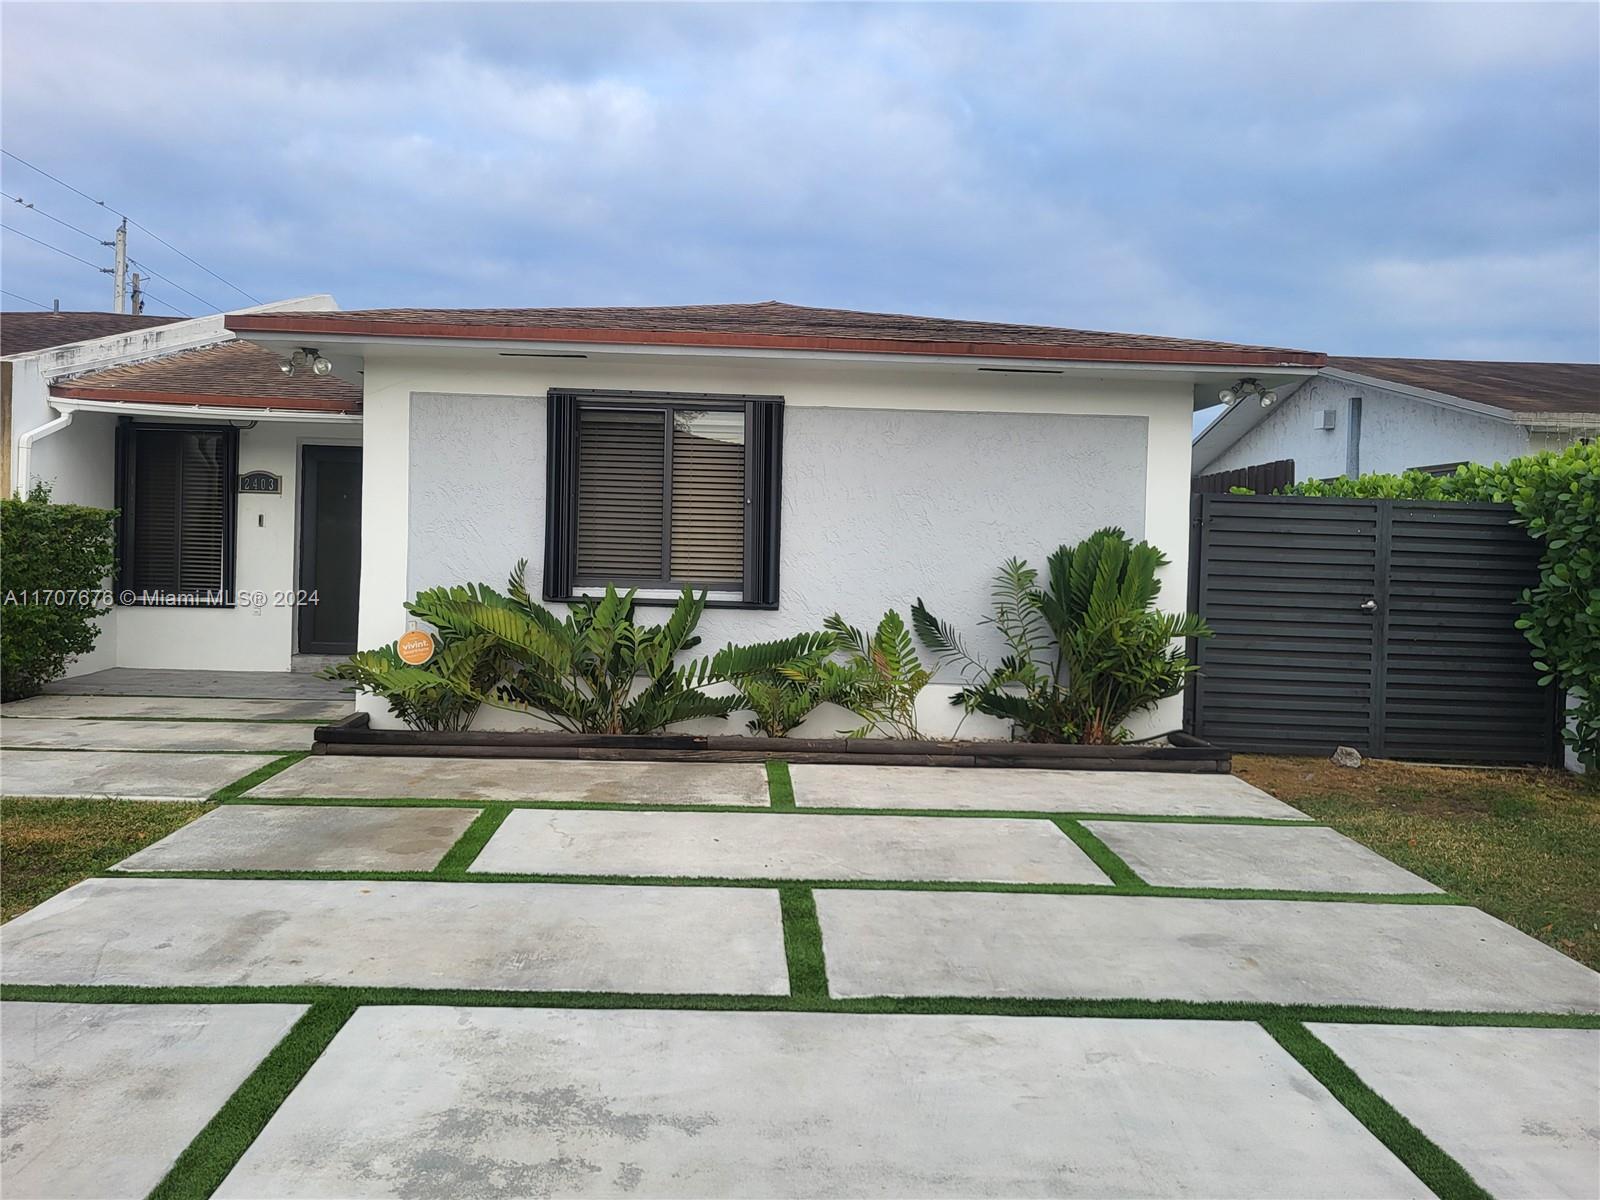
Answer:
[397, 629, 434, 665]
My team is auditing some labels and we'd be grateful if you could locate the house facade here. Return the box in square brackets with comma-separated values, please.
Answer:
[219, 302, 1324, 736]
[1194, 357, 1600, 483]
[4, 296, 360, 674]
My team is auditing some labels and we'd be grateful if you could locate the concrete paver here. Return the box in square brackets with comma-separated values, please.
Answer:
[113, 804, 480, 873]
[790, 764, 1308, 818]
[1082, 822, 1442, 893]
[1, 717, 312, 752]
[815, 890, 1600, 1012]
[0, 749, 278, 800]
[247, 756, 770, 805]
[1310, 1024, 1600, 1200]
[1, 1002, 306, 1200]
[217, 1008, 1425, 1199]
[0, 877, 788, 994]
[469, 809, 1110, 883]
[1, 694, 349, 721]
[45, 667, 346, 700]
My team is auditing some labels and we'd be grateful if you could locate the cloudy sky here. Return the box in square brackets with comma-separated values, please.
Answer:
[2, 2, 1597, 367]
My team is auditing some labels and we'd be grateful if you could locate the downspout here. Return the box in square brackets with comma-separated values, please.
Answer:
[1344, 395, 1363, 478]
[15, 408, 74, 496]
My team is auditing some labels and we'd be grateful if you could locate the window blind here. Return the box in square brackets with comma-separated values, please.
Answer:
[117, 423, 237, 603]
[576, 407, 665, 580]
[670, 409, 745, 585]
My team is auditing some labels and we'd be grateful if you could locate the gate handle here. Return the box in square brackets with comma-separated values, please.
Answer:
[1360, 599, 1378, 613]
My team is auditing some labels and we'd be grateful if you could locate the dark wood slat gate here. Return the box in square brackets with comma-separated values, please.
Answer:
[1187, 494, 1559, 764]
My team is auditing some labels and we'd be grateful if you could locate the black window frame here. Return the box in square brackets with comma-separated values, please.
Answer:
[544, 388, 783, 608]
[114, 418, 240, 608]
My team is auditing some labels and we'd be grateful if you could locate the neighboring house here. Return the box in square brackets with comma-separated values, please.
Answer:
[1193, 357, 1600, 483]
[3, 296, 359, 674]
[219, 301, 1325, 736]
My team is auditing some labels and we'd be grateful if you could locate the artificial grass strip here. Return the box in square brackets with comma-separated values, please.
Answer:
[101, 867, 1464, 905]
[766, 760, 795, 810]
[1261, 1018, 1493, 1200]
[779, 886, 830, 1000]
[208, 752, 310, 802]
[4, 982, 1596, 1030]
[433, 804, 510, 874]
[219, 794, 1321, 825]
[146, 1000, 356, 1200]
[1052, 818, 1145, 886]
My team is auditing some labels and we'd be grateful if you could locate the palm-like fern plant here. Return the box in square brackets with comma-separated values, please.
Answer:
[823, 610, 931, 738]
[415, 561, 833, 734]
[912, 528, 1209, 744]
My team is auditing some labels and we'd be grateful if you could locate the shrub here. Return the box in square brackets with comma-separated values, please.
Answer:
[408, 561, 832, 734]
[0, 485, 117, 702]
[822, 610, 932, 738]
[735, 632, 875, 737]
[1275, 442, 1599, 771]
[913, 528, 1209, 743]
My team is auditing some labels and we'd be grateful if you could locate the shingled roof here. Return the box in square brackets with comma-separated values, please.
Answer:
[1, 311, 183, 357]
[1328, 357, 1600, 417]
[228, 300, 1325, 368]
[49, 339, 361, 414]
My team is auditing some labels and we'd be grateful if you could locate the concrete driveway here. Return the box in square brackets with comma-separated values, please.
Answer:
[1, 691, 1596, 1199]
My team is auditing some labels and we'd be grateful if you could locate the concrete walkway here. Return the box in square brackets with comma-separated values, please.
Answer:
[3, 719, 1597, 1198]
[43, 666, 348, 700]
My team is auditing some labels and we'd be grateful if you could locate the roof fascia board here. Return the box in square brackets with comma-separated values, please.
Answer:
[1320, 366, 1516, 424]
[231, 325, 1325, 378]
[48, 397, 360, 423]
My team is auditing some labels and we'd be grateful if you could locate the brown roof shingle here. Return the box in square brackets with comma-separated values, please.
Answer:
[2, 311, 183, 357]
[228, 300, 1325, 367]
[1329, 357, 1600, 416]
[49, 340, 361, 414]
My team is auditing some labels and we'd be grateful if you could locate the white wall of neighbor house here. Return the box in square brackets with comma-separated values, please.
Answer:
[357, 348, 1198, 739]
[1201, 375, 1557, 481]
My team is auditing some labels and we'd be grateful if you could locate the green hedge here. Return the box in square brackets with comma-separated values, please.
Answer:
[1278, 441, 1598, 771]
[1, 485, 118, 701]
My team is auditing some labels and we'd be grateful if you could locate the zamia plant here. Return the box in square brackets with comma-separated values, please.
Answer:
[413, 560, 833, 734]
[736, 633, 881, 737]
[321, 585, 507, 731]
[912, 528, 1209, 744]
[822, 610, 932, 739]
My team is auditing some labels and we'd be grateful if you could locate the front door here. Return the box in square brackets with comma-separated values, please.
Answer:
[298, 445, 362, 654]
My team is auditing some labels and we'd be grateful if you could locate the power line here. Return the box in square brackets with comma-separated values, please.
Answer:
[2, 192, 106, 245]
[2, 287, 50, 310]
[126, 255, 221, 313]
[130, 284, 191, 317]
[2, 222, 110, 274]
[1, 149, 262, 305]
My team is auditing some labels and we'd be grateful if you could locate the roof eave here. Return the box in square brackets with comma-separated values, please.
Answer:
[47, 383, 359, 416]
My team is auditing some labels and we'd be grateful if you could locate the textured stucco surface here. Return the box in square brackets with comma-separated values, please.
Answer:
[408, 397, 1146, 683]
[1200, 375, 1539, 479]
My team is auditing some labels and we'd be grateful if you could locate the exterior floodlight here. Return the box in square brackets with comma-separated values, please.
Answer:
[311, 356, 333, 376]
[278, 361, 294, 376]
[1218, 388, 1237, 406]
[1259, 390, 1277, 408]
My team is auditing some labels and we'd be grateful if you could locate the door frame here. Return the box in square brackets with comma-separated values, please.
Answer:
[297, 443, 362, 655]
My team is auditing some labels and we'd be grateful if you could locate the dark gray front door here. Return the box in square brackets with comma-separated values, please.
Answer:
[298, 445, 362, 654]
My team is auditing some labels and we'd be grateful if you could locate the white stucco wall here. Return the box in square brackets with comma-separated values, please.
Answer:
[357, 349, 1197, 738]
[1200, 375, 1550, 480]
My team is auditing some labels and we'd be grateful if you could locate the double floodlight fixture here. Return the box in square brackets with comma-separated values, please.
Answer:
[1218, 378, 1277, 409]
[280, 347, 334, 377]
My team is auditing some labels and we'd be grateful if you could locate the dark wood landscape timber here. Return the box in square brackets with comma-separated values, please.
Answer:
[313, 713, 1231, 772]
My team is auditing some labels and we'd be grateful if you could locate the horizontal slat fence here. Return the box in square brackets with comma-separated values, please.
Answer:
[1188, 494, 1558, 765]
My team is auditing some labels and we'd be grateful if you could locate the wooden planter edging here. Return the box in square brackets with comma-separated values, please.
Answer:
[314, 714, 1231, 773]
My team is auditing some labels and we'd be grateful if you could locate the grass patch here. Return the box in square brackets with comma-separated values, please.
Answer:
[1261, 1019, 1491, 1200]
[1239, 755, 1600, 969]
[3, 982, 1595, 1029]
[779, 886, 830, 999]
[433, 805, 509, 874]
[766, 760, 795, 810]
[0, 795, 213, 921]
[209, 752, 309, 802]
[1052, 818, 1144, 886]
[147, 1001, 355, 1200]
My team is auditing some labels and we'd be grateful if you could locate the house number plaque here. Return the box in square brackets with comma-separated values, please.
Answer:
[238, 471, 282, 495]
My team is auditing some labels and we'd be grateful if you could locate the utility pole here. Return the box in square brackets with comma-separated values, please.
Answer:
[111, 218, 128, 313]
[130, 272, 144, 315]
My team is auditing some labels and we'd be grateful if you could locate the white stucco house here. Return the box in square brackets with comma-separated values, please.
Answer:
[1194, 356, 1600, 485]
[3, 296, 360, 674]
[195, 301, 1325, 736]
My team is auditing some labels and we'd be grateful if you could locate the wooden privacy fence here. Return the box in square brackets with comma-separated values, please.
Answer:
[1185, 493, 1560, 765]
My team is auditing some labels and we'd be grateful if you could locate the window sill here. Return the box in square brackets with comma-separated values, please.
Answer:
[547, 593, 778, 611]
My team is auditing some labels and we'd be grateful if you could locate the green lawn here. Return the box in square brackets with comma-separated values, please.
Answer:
[1236, 755, 1600, 970]
[1, 796, 213, 922]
